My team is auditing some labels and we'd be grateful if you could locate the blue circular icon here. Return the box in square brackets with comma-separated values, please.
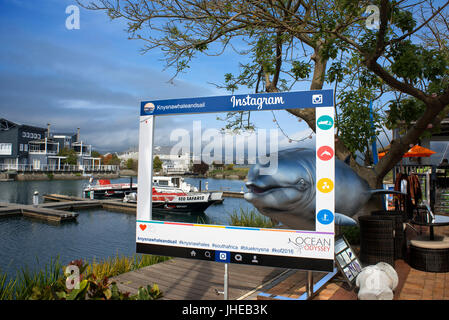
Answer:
[317, 209, 334, 225]
[317, 115, 334, 130]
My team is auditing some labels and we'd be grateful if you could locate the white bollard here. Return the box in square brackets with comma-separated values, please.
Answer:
[33, 191, 39, 206]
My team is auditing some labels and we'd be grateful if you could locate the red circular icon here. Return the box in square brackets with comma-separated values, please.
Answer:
[317, 146, 334, 161]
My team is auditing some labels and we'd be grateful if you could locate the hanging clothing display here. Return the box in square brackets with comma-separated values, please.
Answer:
[393, 172, 422, 219]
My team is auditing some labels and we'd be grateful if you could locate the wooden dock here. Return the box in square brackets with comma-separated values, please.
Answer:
[0, 190, 244, 223]
[111, 257, 290, 300]
[0, 201, 78, 222]
[221, 191, 244, 198]
[43, 194, 138, 213]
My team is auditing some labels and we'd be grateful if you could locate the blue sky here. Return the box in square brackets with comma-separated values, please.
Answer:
[0, 0, 314, 153]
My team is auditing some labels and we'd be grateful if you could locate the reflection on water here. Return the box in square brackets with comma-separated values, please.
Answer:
[0, 176, 254, 280]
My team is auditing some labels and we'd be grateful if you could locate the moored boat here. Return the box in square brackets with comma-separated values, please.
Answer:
[83, 175, 224, 213]
[83, 176, 198, 199]
[123, 188, 223, 214]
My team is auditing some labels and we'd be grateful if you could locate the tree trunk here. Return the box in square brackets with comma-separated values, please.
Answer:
[286, 45, 326, 131]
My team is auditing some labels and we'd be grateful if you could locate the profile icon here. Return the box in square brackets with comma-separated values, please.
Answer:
[143, 102, 155, 113]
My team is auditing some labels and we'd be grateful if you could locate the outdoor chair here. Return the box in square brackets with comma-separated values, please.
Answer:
[371, 210, 407, 260]
[358, 215, 395, 267]
[409, 235, 449, 272]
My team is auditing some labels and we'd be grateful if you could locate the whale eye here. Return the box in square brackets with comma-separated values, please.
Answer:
[297, 178, 308, 191]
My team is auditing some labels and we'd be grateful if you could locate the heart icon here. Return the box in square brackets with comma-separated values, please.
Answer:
[139, 224, 147, 231]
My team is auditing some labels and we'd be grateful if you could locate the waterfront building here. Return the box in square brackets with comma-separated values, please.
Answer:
[154, 146, 191, 174]
[0, 118, 102, 171]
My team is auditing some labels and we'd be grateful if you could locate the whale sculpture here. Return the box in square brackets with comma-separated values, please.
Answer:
[244, 148, 396, 230]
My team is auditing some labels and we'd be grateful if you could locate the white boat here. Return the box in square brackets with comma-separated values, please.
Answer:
[123, 187, 223, 213]
[84, 176, 224, 213]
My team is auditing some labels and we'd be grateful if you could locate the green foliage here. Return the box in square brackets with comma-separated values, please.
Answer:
[385, 98, 426, 131]
[91, 150, 102, 158]
[0, 254, 167, 300]
[126, 158, 138, 171]
[135, 284, 163, 300]
[153, 156, 163, 171]
[83, 254, 170, 280]
[58, 147, 77, 165]
[229, 207, 277, 228]
[338, 226, 360, 245]
[291, 61, 312, 80]
[13, 257, 64, 299]
[388, 40, 449, 84]
[102, 154, 121, 166]
[391, 6, 416, 33]
[337, 88, 381, 160]
[0, 272, 16, 300]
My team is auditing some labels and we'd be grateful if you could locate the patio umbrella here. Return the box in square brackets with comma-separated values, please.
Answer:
[378, 145, 436, 159]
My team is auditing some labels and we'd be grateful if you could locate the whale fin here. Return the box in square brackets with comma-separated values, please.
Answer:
[370, 189, 406, 195]
[335, 213, 357, 226]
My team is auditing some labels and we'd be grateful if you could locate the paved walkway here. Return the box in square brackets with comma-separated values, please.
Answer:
[256, 221, 449, 300]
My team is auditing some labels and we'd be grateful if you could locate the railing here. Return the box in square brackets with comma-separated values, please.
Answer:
[0, 164, 119, 172]
[28, 150, 59, 155]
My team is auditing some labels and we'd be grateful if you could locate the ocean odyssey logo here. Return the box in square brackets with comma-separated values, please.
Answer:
[231, 94, 285, 110]
[288, 236, 331, 253]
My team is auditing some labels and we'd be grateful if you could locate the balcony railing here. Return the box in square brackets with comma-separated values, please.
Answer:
[0, 164, 119, 172]
[28, 150, 59, 155]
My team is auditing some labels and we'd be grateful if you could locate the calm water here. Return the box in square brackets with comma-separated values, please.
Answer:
[0, 176, 254, 279]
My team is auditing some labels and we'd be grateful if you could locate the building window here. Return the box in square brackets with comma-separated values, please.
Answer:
[0, 143, 12, 155]
[19, 144, 23, 152]
[24, 144, 28, 152]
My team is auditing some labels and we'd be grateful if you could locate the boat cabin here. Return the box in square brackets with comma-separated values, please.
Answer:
[152, 176, 197, 192]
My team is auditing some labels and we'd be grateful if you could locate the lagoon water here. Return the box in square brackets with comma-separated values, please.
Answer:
[0, 177, 254, 279]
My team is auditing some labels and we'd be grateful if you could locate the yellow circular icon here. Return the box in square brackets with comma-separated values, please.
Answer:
[317, 178, 334, 193]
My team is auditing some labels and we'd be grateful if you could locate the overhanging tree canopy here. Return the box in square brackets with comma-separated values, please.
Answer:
[81, 0, 449, 193]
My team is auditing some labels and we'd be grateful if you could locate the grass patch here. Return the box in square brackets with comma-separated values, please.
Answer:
[229, 207, 278, 228]
[209, 167, 249, 179]
[84, 254, 170, 279]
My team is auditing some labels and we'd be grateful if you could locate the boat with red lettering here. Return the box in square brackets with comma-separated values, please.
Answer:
[123, 188, 223, 213]
[83, 176, 198, 199]
[83, 176, 223, 213]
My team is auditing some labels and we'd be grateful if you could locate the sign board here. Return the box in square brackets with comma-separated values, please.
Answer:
[137, 89, 335, 271]
[334, 235, 362, 286]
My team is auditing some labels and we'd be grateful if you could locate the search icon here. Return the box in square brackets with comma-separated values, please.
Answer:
[235, 254, 243, 262]
[204, 251, 211, 258]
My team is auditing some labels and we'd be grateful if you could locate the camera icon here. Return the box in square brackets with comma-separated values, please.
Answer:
[215, 251, 230, 263]
[312, 94, 323, 104]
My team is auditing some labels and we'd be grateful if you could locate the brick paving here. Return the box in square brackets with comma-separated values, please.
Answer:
[256, 224, 449, 300]
[255, 191, 449, 301]
[256, 259, 449, 300]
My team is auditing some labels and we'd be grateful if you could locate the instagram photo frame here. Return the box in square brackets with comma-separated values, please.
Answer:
[136, 90, 335, 272]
